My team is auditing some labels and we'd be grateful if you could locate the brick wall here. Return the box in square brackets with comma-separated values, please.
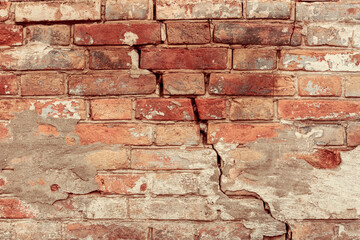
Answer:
[0, 0, 360, 239]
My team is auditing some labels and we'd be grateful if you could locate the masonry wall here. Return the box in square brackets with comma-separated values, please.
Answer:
[0, 0, 360, 239]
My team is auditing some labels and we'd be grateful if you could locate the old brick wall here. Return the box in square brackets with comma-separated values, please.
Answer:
[0, 0, 359, 239]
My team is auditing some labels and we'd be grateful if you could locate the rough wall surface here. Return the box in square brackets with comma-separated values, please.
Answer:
[0, 0, 359, 239]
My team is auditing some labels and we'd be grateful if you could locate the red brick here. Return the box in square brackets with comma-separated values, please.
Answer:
[74, 23, 160, 45]
[209, 73, 295, 96]
[278, 100, 360, 120]
[347, 122, 360, 147]
[73, 123, 154, 145]
[163, 73, 205, 95]
[285, 149, 341, 169]
[230, 98, 274, 120]
[66, 222, 147, 240]
[140, 48, 228, 70]
[96, 174, 147, 194]
[68, 73, 156, 96]
[0, 99, 86, 120]
[0, 199, 34, 218]
[89, 49, 132, 70]
[195, 98, 226, 120]
[90, 99, 132, 120]
[233, 49, 277, 70]
[25, 25, 70, 45]
[247, 0, 291, 19]
[166, 22, 210, 44]
[0, 25, 23, 46]
[156, 124, 201, 146]
[156, 0, 242, 19]
[0, 46, 84, 70]
[131, 148, 217, 170]
[298, 75, 342, 97]
[0, 75, 18, 95]
[105, 0, 150, 20]
[136, 98, 195, 121]
[0, 2, 10, 21]
[21, 73, 65, 96]
[15, 1, 101, 22]
[214, 22, 301, 45]
[280, 50, 360, 71]
[208, 123, 283, 144]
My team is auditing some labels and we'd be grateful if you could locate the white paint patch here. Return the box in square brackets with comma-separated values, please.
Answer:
[121, 32, 139, 46]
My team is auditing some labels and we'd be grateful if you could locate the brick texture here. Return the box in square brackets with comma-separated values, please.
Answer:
[1, 1, 359, 239]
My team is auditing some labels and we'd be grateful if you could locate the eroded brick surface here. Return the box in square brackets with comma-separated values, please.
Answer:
[1, 0, 359, 239]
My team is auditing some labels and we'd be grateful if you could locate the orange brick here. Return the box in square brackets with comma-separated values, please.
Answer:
[0, 75, 18, 95]
[298, 75, 342, 96]
[156, 124, 201, 146]
[230, 98, 274, 120]
[90, 99, 132, 120]
[195, 98, 226, 120]
[21, 73, 65, 96]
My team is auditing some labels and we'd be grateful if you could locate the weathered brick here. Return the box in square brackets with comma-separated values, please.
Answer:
[233, 49, 276, 70]
[15, 1, 101, 22]
[298, 75, 342, 97]
[195, 98, 226, 120]
[0, 123, 11, 142]
[214, 22, 301, 45]
[68, 73, 156, 96]
[305, 125, 345, 146]
[25, 25, 70, 46]
[280, 50, 360, 71]
[74, 23, 160, 46]
[129, 197, 217, 220]
[163, 73, 205, 95]
[0, 99, 86, 120]
[90, 99, 132, 120]
[13, 221, 62, 240]
[291, 221, 360, 240]
[0, 45, 84, 70]
[306, 24, 352, 47]
[198, 223, 252, 240]
[140, 48, 228, 70]
[166, 22, 210, 44]
[345, 76, 360, 97]
[0, 25, 23, 46]
[71, 197, 127, 219]
[0, 198, 35, 218]
[0, 2, 10, 21]
[285, 149, 341, 169]
[247, 0, 291, 19]
[73, 123, 154, 145]
[208, 123, 283, 144]
[347, 122, 360, 146]
[297, 3, 360, 22]
[85, 149, 129, 170]
[131, 148, 217, 170]
[209, 73, 295, 96]
[278, 100, 360, 120]
[96, 174, 148, 194]
[136, 98, 195, 120]
[89, 49, 132, 70]
[21, 73, 65, 96]
[156, 0, 242, 19]
[152, 223, 197, 240]
[0, 75, 18, 95]
[230, 98, 274, 120]
[156, 124, 201, 146]
[66, 222, 147, 240]
[105, 0, 150, 20]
